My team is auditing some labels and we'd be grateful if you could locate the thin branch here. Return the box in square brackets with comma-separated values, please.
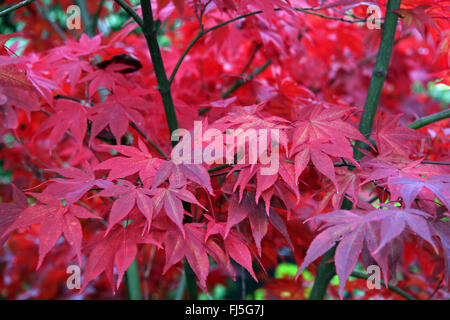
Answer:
[129, 122, 168, 159]
[221, 59, 272, 98]
[241, 43, 262, 75]
[0, 0, 34, 17]
[169, 7, 370, 84]
[350, 270, 415, 300]
[421, 160, 450, 165]
[407, 109, 450, 130]
[141, 0, 179, 138]
[309, 0, 402, 301]
[34, 0, 67, 41]
[114, 0, 144, 29]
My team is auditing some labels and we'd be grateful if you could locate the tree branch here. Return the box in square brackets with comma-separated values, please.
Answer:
[0, 0, 34, 17]
[114, 0, 144, 29]
[309, 0, 402, 300]
[221, 59, 272, 99]
[350, 270, 414, 300]
[407, 109, 450, 130]
[354, 0, 401, 161]
[169, 7, 371, 84]
[125, 258, 143, 300]
[140, 0, 178, 139]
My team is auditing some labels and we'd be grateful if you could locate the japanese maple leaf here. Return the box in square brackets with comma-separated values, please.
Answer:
[95, 180, 155, 234]
[395, 5, 439, 39]
[95, 139, 164, 184]
[152, 160, 214, 195]
[34, 99, 88, 151]
[88, 87, 150, 144]
[430, 218, 450, 283]
[0, 184, 28, 246]
[43, 162, 113, 203]
[387, 175, 450, 209]
[290, 103, 367, 189]
[374, 114, 424, 156]
[296, 206, 438, 299]
[0, 55, 39, 129]
[163, 223, 211, 290]
[79, 63, 130, 97]
[2, 193, 100, 268]
[225, 191, 293, 256]
[147, 186, 206, 237]
[81, 223, 161, 291]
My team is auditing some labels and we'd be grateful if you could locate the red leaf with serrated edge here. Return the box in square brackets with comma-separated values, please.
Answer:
[4, 194, 99, 268]
[225, 193, 248, 238]
[114, 230, 137, 289]
[225, 232, 257, 281]
[335, 224, 365, 299]
[95, 140, 163, 184]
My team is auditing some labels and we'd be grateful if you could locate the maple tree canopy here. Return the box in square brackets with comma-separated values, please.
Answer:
[0, 0, 449, 300]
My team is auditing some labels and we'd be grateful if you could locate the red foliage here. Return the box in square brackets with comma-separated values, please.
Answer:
[0, 0, 449, 300]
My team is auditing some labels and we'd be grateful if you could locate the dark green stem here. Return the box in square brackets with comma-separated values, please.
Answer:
[350, 271, 414, 300]
[125, 258, 143, 300]
[114, 0, 144, 29]
[140, 0, 198, 299]
[0, 0, 34, 17]
[308, 0, 401, 300]
[355, 0, 401, 160]
[75, 0, 94, 37]
[184, 260, 199, 300]
[141, 0, 179, 141]
[308, 245, 337, 300]
[221, 60, 272, 99]
[408, 109, 450, 130]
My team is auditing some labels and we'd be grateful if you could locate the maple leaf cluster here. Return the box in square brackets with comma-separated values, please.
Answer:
[0, 0, 449, 300]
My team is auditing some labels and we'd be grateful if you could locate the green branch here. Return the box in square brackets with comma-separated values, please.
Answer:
[350, 270, 414, 300]
[125, 258, 143, 300]
[129, 122, 168, 159]
[0, 0, 34, 17]
[309, 0, 401, 300]
[169, 8, 370, 84]
[408, 109, 450, 130]
[139, 0, 198, 300]
[221, 60, 272, 98]
[141, 0, 178, 139]
[354, 0, 401, 161]
[114, 0, 144, 29]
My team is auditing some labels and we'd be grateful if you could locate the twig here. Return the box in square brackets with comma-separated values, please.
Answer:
[129, 122, 168, 159]
[221, 60, 272, 98]
[114, 0, 144, 29]
[350, 270, 415, 300]
[407, 109, 450, 130]
[0, 0, 34, 17]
